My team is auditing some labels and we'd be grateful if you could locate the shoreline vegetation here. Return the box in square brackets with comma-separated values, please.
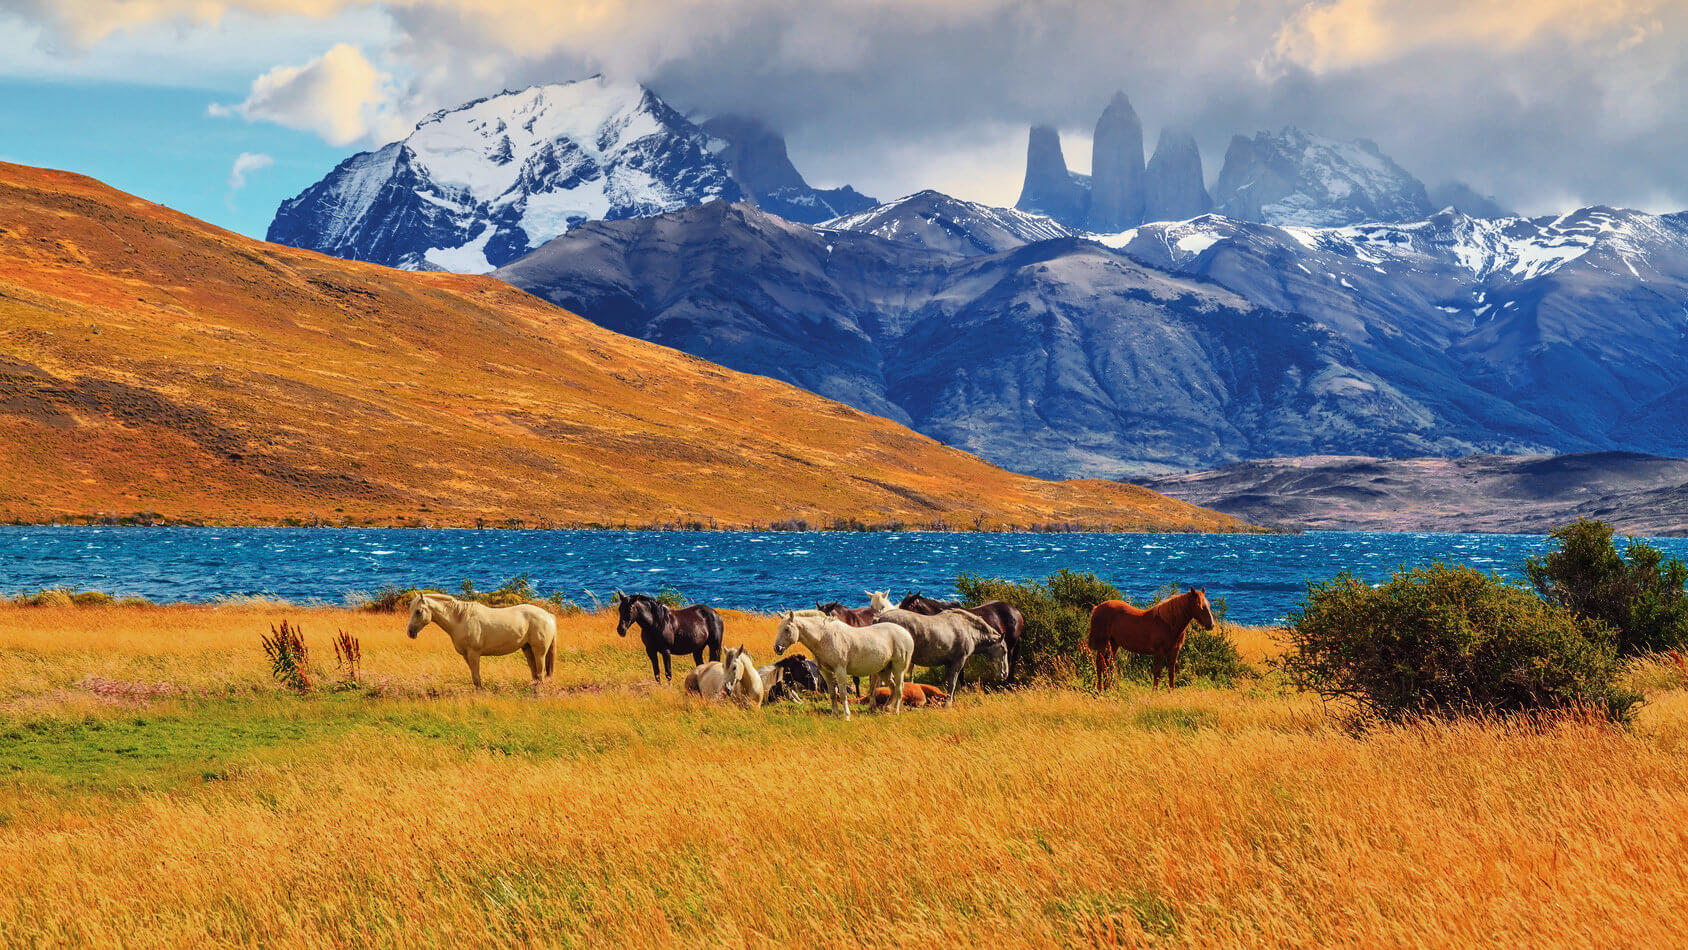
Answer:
[5, 512, 1280, 533]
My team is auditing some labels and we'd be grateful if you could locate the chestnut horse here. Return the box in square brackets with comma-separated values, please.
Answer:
[897, 592, 1025, 686]
[1088, 587, 1215, 690]
[615, 592, 724, 683]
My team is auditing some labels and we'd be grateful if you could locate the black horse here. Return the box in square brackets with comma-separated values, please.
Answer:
[614, 592, 724, 682]
[763, 655, 827, 702]
[898, 591, 1025, 686]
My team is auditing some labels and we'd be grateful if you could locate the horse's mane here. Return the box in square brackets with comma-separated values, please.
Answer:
[1147, 590, 1198, 626]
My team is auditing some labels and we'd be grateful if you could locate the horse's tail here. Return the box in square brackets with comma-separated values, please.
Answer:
[1085, 602, 1108, 651]
[706, 606, 724, 662]
[544, 635, 556, 678]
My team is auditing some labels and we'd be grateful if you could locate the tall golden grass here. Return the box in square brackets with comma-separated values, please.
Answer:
[2, 604, 1687, 947]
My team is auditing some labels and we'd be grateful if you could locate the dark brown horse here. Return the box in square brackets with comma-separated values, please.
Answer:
[1087, 587, 1215, 690]
[897, 592, 1025, 686]
[816, 600, 877, 627]
[615, 592, 724, 683]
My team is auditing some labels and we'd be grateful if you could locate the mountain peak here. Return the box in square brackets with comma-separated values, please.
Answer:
[1086, 92, 1147, 231]
[821, 189, 1073, 255]
[1014, 125, 1090, 229]
[1213, 127, 1432, 227]
[700, 114, 877, 224]
[1142, 126, 1211, 224]
[269, 77, 740, 273]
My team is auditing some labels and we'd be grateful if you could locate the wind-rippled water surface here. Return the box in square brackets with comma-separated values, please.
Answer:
[6, 527, 1687, 625]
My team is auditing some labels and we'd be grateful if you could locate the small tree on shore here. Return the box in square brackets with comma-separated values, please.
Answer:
[1526, 518, 1688, 655]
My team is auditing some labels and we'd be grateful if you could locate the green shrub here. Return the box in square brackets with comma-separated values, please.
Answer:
[954, 571, 1251, 687]
[1282, 563, 1638, 723]
[957, 569, 1117, 683]
[355, 584, 420, 612]
[1526, 519, 1688, 655]
[655, 587, 688, 609]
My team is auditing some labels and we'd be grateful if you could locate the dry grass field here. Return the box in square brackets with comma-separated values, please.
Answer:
[0, 162, 1239, 533]
[3, 602, 1688, 948]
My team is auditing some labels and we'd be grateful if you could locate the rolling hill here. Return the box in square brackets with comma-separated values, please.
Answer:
[0, 162, 1240, 531]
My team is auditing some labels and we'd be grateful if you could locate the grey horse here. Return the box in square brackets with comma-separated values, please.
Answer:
[866, 590, 1008, 704]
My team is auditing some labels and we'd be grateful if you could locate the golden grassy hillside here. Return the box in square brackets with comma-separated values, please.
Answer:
[3, 603, 1688, 947]
[0, 162, 1241, 531]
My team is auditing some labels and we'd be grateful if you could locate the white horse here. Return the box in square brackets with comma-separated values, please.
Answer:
[406, 592, 557, 689]
[772, 611, 913, 719]
[868, 590, 1005, 704]
[721, 645, 764, 709]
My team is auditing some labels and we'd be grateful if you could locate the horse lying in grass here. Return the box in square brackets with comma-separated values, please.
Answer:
[614, 592, 724, 683]
[722, 645, 763, 709]
[684, 647, 765, 708]
[1088, 587, 1216, 690]
[757, 655, 826, 703]
[868, 590, 1007, 704]
[862, 682, 948, 709]
[773, 611, 912, 719]
[898, 591, 1025, 686]
[406, 592, 557, 689]
[684, 661, 726, 698]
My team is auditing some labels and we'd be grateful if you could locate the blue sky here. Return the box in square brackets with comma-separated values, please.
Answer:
[1, 0, 1684, 240]
[0, 78, 348, 237]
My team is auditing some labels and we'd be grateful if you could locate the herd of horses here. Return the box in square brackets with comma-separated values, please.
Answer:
[404, 585, 1217, 717]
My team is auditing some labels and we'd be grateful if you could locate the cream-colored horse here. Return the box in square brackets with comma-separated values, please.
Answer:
[773, 611, 913, 719]
[684, 661, 727, 698]
[722, 645, 764, 709]
[406, 592, 557, 689]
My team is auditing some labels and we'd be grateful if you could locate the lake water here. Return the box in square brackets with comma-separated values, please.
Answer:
[8, 527, 1688, 625]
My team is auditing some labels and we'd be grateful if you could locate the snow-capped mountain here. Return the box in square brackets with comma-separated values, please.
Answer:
[495, 188, 1688, 476]
[1212, 127, 1433, 227]
[268, 76, 741, 273]
[1107, 206, 1688, 454]
[820, 190, 1073, 255]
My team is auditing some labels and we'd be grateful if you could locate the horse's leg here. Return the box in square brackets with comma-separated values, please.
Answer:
[1151, 653, 1164, 690]
[647, 648, 662, 682]
[944, 660, 963, 706]
[521, 643, 541, 686]
[890, 665, 905, 714]
[1167, 651, 1179, 690]
[466, 651, 483, 690]
[662, 651, 673, 682]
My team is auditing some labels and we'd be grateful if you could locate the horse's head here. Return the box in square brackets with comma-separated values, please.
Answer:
[616, 593, 659, 637]
[866, 590, 893, 615]
[406, 593, 437, 639]
[773, 611, 801, 655]
[976, 638, 1010, 682]
[815, 601, 844, 618]
[1190, 587, 1216, 630]
[897, 591, 922, 611]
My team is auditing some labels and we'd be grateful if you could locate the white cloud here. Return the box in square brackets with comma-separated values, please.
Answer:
[210, 42, 404, 146]
[227, 151, 274, 191]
